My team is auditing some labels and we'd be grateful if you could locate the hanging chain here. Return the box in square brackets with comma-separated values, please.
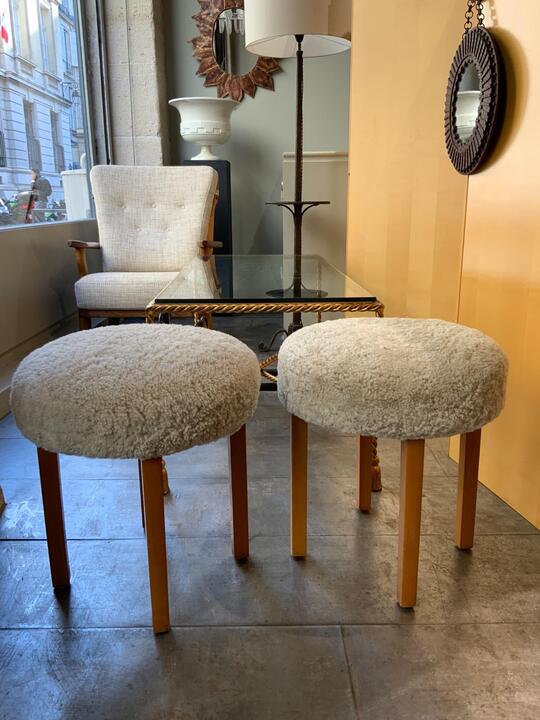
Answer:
[464, 0, 485, 34]
[476, 1, 485, 27]
[464, 0, 475, 33]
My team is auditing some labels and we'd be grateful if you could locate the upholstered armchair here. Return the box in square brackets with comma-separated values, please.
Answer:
[69, 165, 220, 330]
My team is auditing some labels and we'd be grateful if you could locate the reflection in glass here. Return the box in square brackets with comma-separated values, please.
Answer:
[455, 62, 481, 143]
[213, 9, 253, 76]
[0, 0, 93, 225]
[155, 255, 376, 305]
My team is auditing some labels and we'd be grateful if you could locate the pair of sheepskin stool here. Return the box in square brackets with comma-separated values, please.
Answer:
[10, 325, 260, 634]
[278, 318, 508, 608]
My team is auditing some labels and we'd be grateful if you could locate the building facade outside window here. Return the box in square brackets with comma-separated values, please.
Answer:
[0, 0, 93, 226]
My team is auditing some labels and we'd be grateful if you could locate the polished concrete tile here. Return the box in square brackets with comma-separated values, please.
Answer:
[0, 626, 356, 720]
[0, 412, 21, 439]
[2, 469, 535, 543]
[343, 623, 540, 720]
[2, 533, 539, 629]
[1, 368, 539, 718]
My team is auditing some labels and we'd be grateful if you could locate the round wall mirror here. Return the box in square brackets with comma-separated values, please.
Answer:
[191, 0, 281, 103]
[213, 9, 253, 77]
[455, 62, 481, 143]
[445, 27, 505, 175]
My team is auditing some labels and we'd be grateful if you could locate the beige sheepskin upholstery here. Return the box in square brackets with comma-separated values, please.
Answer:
[278, 318, 508, 439]
[11, 325, 260, 459]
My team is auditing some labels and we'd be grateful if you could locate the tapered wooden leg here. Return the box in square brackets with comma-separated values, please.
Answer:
[138, 460, 145, 530]
[291, 415, 308, 558]
[455, 429, 481, 550]
[357, 435, 374, 512]
[141, 458, 170, 634]
[229, 425, 249, 560]
[37, 448, 70, 590]
[397, 439, 425, 608]
[161, 460, 170, 495]
[78, 313, 91, 331]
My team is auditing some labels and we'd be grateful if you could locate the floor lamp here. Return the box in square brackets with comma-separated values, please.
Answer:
[245, 0, 351, 332]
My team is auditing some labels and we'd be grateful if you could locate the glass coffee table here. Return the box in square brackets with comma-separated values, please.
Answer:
[147, 255, 385, 490]
[146, 254, 383, 321]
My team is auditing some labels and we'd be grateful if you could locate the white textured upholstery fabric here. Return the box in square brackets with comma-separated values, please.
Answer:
[74, 272, 178, 310]
[278, 318, 508, 439]
[11, 325, 260, 459]
[90, 165, 218, 272]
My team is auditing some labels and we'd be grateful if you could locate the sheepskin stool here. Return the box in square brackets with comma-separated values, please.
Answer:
[10, 324, 261, 634]
[277, 318, 508, 608]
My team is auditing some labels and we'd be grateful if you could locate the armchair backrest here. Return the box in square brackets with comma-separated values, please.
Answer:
[90, 165, 218, 272]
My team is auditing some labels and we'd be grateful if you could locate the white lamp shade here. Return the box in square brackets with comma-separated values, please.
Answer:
[245, 0, 351, 58]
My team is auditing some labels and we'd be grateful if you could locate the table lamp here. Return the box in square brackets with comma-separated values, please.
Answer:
[245, 0, 351, 331]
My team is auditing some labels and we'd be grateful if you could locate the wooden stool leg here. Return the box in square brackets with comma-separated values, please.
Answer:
[37, 448, 70, 590]
[397, 439, 425, 608]
[141, 458, 170, 634]
[291, 415, 308, 558]
[78, 313, 91, 331]
[357, 435, 374, 512]
[455, 429, 481, 550]
[229, 425, 249, 560]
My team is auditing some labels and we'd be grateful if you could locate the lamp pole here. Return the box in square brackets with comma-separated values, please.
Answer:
[268, 34, 329, 334]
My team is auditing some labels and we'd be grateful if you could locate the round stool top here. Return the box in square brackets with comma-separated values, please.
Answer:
[11, 325, 260, 459]
[277, 318, 507, 439]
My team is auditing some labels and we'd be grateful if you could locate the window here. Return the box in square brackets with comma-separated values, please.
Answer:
[62, 27, 72, 74]
[40, 5, 57, 74]
[0, 131, 6, 167]
[15, 0, 32, 61]
[24, 100, 42, 171]
[51, 111, 65, 173]
[0, 0, 93, 226]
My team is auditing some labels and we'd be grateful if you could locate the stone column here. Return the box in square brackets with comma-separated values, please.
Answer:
[83, 0, 170, 166]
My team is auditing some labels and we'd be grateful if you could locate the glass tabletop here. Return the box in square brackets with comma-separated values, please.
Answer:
[154, 255, 377, 305]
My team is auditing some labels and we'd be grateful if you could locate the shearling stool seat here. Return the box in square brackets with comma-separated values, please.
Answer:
[277, 318, 508, 608]
[10, 324, 260, 633]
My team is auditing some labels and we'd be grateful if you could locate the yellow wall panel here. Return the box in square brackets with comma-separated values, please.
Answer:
[347, 1, 540, 527]
[346, 0, 468, 320]
[459, 2, 540, 528]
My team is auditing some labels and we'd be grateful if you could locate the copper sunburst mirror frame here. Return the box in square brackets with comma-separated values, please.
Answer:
[190, 0, 281, 102]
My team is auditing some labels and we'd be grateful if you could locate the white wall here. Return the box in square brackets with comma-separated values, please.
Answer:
[165, 0, 351, 255]
[0, 218, 99, 416]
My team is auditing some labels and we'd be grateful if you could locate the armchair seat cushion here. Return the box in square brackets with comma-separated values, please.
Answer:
[74, 272, 178, 310]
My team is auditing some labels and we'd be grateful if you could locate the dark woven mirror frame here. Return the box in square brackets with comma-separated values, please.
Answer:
[444, 27, 505, 175]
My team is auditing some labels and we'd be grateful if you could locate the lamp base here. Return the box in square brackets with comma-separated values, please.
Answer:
[266, 284, 328, 299]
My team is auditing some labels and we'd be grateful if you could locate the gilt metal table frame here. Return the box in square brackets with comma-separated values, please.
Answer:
[145, 297, 385, 491]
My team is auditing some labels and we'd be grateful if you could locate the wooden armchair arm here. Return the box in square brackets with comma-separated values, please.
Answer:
[68, 240, 101, 278]
[199, 240, 223, 261]
[68, 241, 101, 250]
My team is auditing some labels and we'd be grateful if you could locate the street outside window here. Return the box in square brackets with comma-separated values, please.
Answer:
[0, 0, 93, 227]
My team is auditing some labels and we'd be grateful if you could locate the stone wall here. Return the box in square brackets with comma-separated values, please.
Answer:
[83, 0, 170, 166]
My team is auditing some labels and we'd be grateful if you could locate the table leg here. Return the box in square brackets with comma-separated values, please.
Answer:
[371, 438, 382, 492]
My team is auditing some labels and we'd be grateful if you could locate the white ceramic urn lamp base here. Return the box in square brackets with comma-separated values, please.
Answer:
[169, 97, 239, 161]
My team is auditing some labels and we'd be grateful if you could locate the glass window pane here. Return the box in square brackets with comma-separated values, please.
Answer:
[0, 1, 93, 226]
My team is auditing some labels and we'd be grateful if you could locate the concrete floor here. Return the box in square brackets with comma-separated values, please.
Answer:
[0, 317, 539, 719]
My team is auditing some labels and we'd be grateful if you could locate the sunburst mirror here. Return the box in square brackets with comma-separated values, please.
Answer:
[190, 0, 281, 102]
